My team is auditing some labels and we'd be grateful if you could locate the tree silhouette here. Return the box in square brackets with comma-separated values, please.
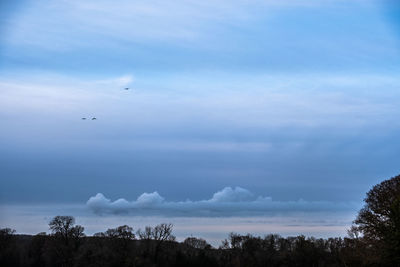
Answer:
[27, 232, 47, 267]
[48, 216, 85, 267]
[0, 228, 18, 266]
[184, 237, 211, 249]
[49, 216, 85, 242]
[353, 174, 400, 265]
[137, 223, 175, 262]
[104, 225, 135, 240]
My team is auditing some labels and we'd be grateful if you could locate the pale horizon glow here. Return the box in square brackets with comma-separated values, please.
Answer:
[0, 203, 356, 246]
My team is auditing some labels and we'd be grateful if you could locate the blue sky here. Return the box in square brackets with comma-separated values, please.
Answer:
[1, 0, 400, 238]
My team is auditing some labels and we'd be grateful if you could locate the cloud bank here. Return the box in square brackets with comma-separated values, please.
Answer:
[87, 187, 358, 216]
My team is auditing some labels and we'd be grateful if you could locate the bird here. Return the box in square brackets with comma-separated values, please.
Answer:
[81, 117, 87, 120]
[91, 117, 97, 120]
[124, 87, 129, 90]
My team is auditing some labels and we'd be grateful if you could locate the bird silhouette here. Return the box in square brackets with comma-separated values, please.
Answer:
[81, 117, 87, 120]
[92, 117, 97, 120]
[124, 87, 129, 90]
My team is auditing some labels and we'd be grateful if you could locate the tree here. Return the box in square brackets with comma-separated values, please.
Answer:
[0, 228, 19, 267]
[92, 225, 136, 266]
[49, 216, 85, 243]
[136, 223, 175, 243]
[152, 223, 176, 242]
[48, 216, 85, 267]
[105, 225, 135, 240]
[137, 223, 175, 262]
[28, 232, 48, 267]
[184, 237, 211, 249]
[137, 226, 153, 240]
[353, 174, 400, 265]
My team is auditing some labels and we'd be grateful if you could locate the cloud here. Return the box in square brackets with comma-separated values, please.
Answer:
[136, 192, 165, 206]
[93, 75, 134, 87]
[4, 0, 341, 50]
[86, 187, 359, 216]
[209, 186, 255, 202]
[2, 72, 399, 130]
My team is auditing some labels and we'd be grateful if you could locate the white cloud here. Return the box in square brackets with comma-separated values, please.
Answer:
[87, 193, 111, 213]
[209, 186, 255, 202]
[136, 192, 164, 206]
[86, 186, 359, 216]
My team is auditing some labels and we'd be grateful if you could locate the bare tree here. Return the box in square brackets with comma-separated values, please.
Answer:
[49, 216, 85, 242]
[105, 225, 135, 240]
[48, 216, 85, 267]
[49, 216, 74, 239]
[137, 226, 153, 240]
[137, 223, 175, 261]
[153, 223, 175, 242]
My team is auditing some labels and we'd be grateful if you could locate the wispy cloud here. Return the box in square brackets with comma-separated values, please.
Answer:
[2, 0, 395, 76]
[1, 72, 399, 129]
[87, 186, 359, 216]
[3, 0, 380, 50]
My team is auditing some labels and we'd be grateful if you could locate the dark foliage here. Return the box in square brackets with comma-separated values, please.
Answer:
[353, 174, 400, 266]
[0, 226, 387, 267]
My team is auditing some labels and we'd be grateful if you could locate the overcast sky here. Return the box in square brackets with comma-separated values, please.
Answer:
[1, 0, 400, 233]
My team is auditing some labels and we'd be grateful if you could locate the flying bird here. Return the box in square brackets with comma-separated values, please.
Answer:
[81, 118, 86, 120]
[92, 117, 97, 120]
[124, 87, 129, 90]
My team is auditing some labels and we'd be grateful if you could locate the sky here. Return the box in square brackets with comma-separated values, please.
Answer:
[1, 0, 400, 243]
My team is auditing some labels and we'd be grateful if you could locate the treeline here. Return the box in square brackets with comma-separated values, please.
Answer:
[1, 174, 399, 266]
[0, 218, 389, 267]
